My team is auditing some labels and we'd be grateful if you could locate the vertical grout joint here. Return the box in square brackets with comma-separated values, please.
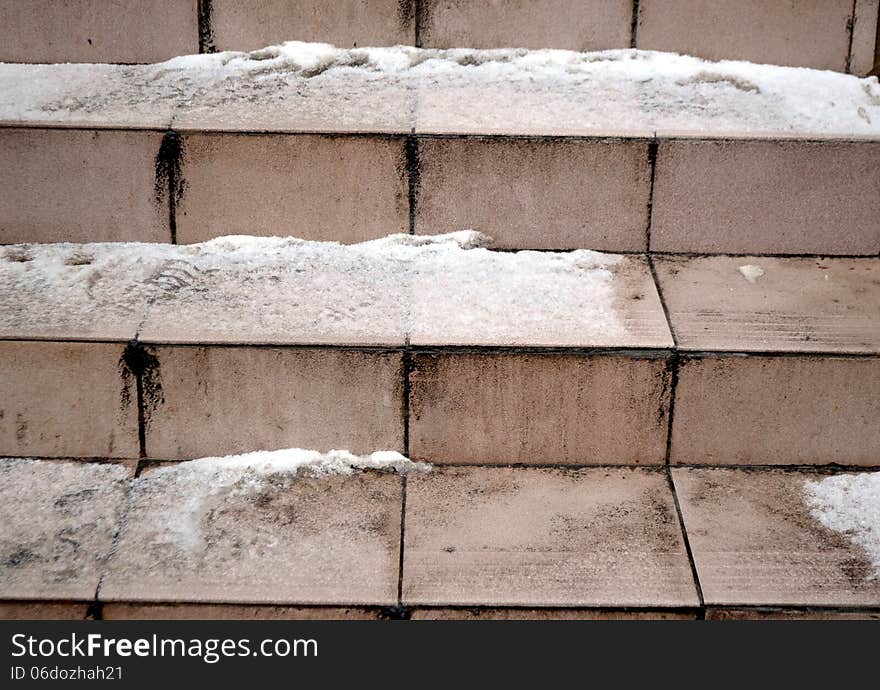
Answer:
[197, 0, 216, 54]
[405, 135, 421, 235]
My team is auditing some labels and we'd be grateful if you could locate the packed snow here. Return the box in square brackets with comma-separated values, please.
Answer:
[127, 449, 428, 553]
[1, 232, 634, 346]
[2, 41, 879, 136]
[804, 473, 880, 580]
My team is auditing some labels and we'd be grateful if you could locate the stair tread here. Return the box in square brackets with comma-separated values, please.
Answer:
[673, 468, 880, 607]
[2, 456, 878, 611]
[655, 255, 880, 354]
[0, 234, 673, 349]
[2, 43, 879, 139]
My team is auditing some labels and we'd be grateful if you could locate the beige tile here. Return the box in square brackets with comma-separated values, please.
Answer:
[706, 607, 880, 620]
[0, 458, 130, 601]
[410, 608, 696, 620]
[0, 128, 169, 244]
[415, 137, 651, 250]
[651, 139, 880, 255]
[101, 466, 402, 606]
[210, 0, 414, 51]
[0, 601, 89, 620]
[0, 341, 139, 458]
[144, 346, 404, 460]
[102, 603, 383, 620]
[175, 134, 408, 244]
[410, 352, 671, 465]
[0, 0, 198, 64]
[410, 253, 672, 348]
[420, 0, 631, 50]
[636, 0, 854, 71]
[403, 467, 698, 607]
[673, 468, 880, 607]
[852, 1, 880, 75]
[654, 256, 880, 354]
[671, 355, 880, 466]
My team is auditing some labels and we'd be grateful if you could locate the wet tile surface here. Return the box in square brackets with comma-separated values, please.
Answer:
[403, 466, 698, 607]
[673, 468, 880, 607]
[654, 256, 880, 354]
[0, 459, 131, 601]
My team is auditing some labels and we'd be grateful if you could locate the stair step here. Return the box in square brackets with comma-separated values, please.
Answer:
[2, 44, 878, 253]
[2, 1, 877, 75]
[2, 456, 878, 615]
[1, 236, 877, 465]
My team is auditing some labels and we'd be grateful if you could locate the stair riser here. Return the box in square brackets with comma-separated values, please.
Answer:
[2, 127, 878, 255]
[1, 0, 876, 76]
[671, 355, 880, 467]
[2, 341, 877, 466]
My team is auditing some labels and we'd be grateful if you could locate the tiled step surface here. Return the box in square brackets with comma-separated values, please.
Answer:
[2, 1, 877, 75]
[1, 457, 878, 618]
[1, 239, 877, 466]
[2, 45, 878, 253]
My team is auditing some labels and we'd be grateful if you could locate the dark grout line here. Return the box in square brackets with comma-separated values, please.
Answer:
[405, 134, 420, 234]
[630, 0, 641, 49]
[84, 601, 103, 620]
[845, 0, 858, 73]
[644, 140, 658, 251]
[197, 0, 216, 54]
[665, 467, 705, 616]
[414, 0, 423, 48]
[396, 475, 408, 605]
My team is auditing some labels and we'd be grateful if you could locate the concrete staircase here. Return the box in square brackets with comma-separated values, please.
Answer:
[1, 8, 879, 621]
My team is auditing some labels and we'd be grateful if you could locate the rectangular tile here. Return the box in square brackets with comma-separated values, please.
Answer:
[101, 463, 402, 606]
[673, 468, 880, 607]
[705, 607, 880, 620]
[144, 346, 404, 460]
[0, 602, 89, 620]
[419, 0, 632, 50]
[410, 253, 672, 348]
[0, 341, 139, 458]
[415, 137, 651, 250]
[651, 139, 880, 255]
[0, 0, 198, 63]
[175, 134, 408, 244]
[852, 1, 880, 75]
[403, 467, 698, 607]
[636, 0, 854, 72]
[410, 608, 697, 620]
[654, 256, 880, 354]
[0, 128, 169, 244]
[409, 352, 671, 465]
[671, 355, 880, 466]
[210, 0, 414, 51]
[0, 458, 130, 601]
[102, 603, 383, 620]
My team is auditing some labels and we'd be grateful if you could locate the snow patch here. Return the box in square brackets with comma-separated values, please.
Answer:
[3, 41, 879, 136]
[804, 473, 880, 580]
[132, 449, 429, 553]
[738, 264, 765, 283]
